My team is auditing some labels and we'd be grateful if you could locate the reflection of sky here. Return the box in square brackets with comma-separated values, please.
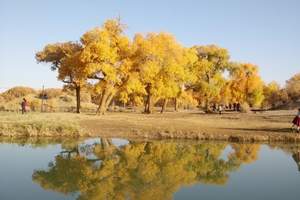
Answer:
[219, 144, 233, 161]
[82, 137, 129, 147]
[175, 145, 300, 200]
[0, 143, 74, 200]
[1, 140, 300, 200]
[77, 138, 129, 160]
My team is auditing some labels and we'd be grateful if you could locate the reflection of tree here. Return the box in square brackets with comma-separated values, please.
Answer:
[33, 156, 91, 194]
[292, 152, 300, 172]
[0, 137, 81, 149]
[32, 140, 260, 200]
[230, 144, 260, 164]
[269, 143, 300, 172]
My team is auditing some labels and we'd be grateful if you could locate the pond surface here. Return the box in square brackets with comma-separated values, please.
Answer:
[0, 137, 300, 200]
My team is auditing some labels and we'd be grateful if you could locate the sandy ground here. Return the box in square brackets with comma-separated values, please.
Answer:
[80, 110, 300, 142]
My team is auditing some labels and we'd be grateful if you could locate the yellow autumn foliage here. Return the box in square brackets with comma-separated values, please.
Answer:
[35, 18, 272, 113]
[33, 140, 261, 200]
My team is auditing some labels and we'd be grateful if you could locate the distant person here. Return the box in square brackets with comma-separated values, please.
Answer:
[236, 103, 241, 112]
[212, 104, 217, 112]
[21, 98, 28, 114]
[233, 103, 237, 111]
[218, 105, 223, 115]
[292, 108, 300, 133]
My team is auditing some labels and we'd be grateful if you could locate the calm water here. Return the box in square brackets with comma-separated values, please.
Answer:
[0, 137, 300, 200]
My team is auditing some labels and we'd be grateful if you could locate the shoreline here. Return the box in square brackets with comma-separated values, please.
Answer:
[1, 132, 300, 144]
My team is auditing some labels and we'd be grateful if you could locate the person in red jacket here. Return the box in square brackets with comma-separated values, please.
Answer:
[292, 108, 300, 133]
[21, 98, 28, 114]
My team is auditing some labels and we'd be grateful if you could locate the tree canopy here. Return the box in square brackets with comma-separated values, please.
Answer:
[286, 73, 300, 101]
[36, 18, 300, 114]
[36, 42, 84, 113]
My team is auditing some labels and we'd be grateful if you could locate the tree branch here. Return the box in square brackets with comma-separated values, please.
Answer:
[62, 80, 72, 84]
[88, 74, 104, 80]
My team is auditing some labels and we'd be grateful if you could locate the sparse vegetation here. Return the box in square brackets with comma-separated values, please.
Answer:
[0, 86, 97, 112]
[0, 112, 88, 137]
[240, 102, 250, 113]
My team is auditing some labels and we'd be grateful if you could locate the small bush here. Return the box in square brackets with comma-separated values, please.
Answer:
[0, 95, 5, 103]
[60, 95, 73, 103]
[240, 102, 251, 113]
[47, 99, 58, 112]
[81, 91, 91, 103]
[30, 99, 41, 111]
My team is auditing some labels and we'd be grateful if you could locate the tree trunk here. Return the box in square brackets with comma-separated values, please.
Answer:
[100, 138, 110, 149]
[205, 99, 210, 113]
[144, 98, 148, 113]
[144, 84, 152, 114]
[174, 98, 178, 112]
[145, 93, 152, 113]
[96, 89, 109, 115]
[75, 85, 81, 113]
[105, 92, 114, 110]
[204, 73, 211, 113]
[161, 99, 168, 113]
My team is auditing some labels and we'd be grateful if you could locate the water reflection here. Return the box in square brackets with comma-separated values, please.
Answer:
[30, 139, 263, 200]
[292, 152, 300, 171]
[1, 137, 300, 199]
[268, 143, 300, 172]
[0, 136, 83, 149]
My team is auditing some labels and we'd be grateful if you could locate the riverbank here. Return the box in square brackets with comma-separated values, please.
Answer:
[1, 110, 300, 142]
[0, 112, 86, 137]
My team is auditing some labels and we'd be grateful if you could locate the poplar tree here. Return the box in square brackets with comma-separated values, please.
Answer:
[36, 42, 84, 113]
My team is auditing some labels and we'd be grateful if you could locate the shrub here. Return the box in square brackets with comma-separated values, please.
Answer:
[0, 105, 5, 111]
[81, 91, 91, 103]
[0, 95, 5, 105]
[59, 95, 73, 103]
[47, 99, 58, 112]
[286, 73, 300, 102]
[240, 102, 250, 113]
[30, 99, 41, 111]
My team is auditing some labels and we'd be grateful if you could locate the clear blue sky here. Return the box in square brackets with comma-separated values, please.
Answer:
[0, 0, 299, 91]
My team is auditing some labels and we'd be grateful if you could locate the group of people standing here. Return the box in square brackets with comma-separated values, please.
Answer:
[211, 103, 241, 115]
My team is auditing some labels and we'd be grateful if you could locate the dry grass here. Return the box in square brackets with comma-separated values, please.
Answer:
[81, 110, 300, 142]
[0, 93, 97, 112]
[1, 110, 300, 142]
[0, 112, 92, 137]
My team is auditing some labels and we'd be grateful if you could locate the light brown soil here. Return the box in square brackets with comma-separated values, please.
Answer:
[80, 110, 300, 142]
